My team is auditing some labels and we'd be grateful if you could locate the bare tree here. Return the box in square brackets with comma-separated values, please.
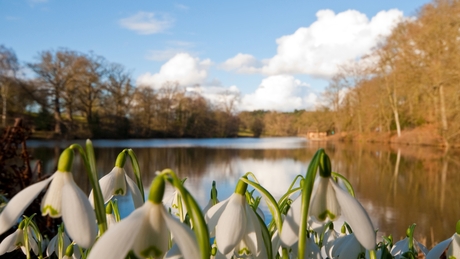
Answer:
[0, 45, 19, 127]
[29, 49, 81, 135]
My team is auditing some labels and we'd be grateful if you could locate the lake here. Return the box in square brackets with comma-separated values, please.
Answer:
[26, 137, 460, 248]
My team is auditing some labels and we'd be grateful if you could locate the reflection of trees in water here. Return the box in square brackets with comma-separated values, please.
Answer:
[322, 142, 460, 248]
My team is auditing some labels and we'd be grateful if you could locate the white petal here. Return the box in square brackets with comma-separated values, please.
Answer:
[391, 237, 409, 256]
[310, 177, 340, 221]
[0, 175, 54, 235]
[0, 230, 19, 255]
[338, 235, 365, 259]
[271, 230, 281, 258]
[132, 202, 169, 258]
[26, 227, 39, 255]
[415, 239, 429, 255]
[205, 198, 230, 233]
[280, 195, 302, 247]
[448, 233, 460, 258]
[113, 168, 128, 195]
[94, 168, 117, 204]
[46, 234, 57, 256]
[61, 176, 97, 249]
[165, 243, 183, 259]
[256, 207, 265, 222]
[163, 206, 201, 259]
[203, 199, 219, 215]
[241, 203, 264, 256]
[330, 179, 376, 250]
[47, 232, 71, 258]
[125, 174, 144, 208]
[323, 229, 338, 258]
[216, 193, 246, 255]
[106, 213, 117, 228]
[305, 238, 322, 259]
[332, 234, 363, 258]
[86, 204, 146, 259]
[42, 172, 68, 217]
[426, 236, 453, 259]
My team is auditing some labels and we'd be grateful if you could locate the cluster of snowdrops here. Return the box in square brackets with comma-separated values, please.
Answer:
[0, 140, 459, 259]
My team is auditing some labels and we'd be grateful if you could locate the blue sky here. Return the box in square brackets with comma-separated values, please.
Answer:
[1, 0, 431, 111]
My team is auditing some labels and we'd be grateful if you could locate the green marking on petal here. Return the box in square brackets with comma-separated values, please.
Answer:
[140, 245, 163, 257]
[114, 188, 125, 195]
[237, 247, 252, 255]
[42, 205, 60, 217]
[318, 210, 336, 221]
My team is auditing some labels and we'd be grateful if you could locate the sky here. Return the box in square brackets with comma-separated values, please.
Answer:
[1, 0, 432, 112]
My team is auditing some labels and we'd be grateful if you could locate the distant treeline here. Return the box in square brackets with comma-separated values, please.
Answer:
[1, 0, 460, 143]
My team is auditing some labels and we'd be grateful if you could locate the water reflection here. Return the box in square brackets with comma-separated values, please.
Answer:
[26, 138, 460, 248]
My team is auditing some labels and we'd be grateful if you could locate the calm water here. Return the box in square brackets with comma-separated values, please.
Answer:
[26, 137, 460, 248]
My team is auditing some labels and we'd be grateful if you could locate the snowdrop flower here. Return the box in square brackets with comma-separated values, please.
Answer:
[321, 223, 339, 258]
[310, 175, 375, 250]
[47, 227, 71, 259]
[391, 224, 428, 258]
[0, 148, 97, 249]
[331, 232, 366, 258]
[0, 220, 38, 256]
[205, 176, 266, 258]
[87, 175, 200, 259]
[290, 235, 322, 259]
[89, 152, 143, 209]
[426, 220, 460, 259]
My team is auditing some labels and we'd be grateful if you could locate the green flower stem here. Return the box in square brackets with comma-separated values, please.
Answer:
[161, 169, 210, 259]
[112, 200, 121, 222]
[69, 144, 107, 234]
[255, 212, 273, 259]
[115, 150, 127, 168]
[148, 176, 165, 203]
[58, 223, 64, 259]
[369, 249, 377, 259]
[127, 149, 145, 202]
[27, 215, 44, 259]
[210, 181, 218, 205]
[407, 224, 416, 251]
[331, 172, 355, 197]
[235, 176, 248, 195]
[298, 149, 324, 259]
[86, 140, 97, 179]
[57, 148, 74, 172]
[240, 175, 283, 236]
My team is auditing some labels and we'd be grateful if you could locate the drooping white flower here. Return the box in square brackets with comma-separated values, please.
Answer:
[87, 176, 200, 259]
[46, 227, 71, 258]
[391, 236, 428, 258]
[0, 149, 97, 249]
[331, 232, 366, 259]
[290, 236, 322, 259]
[205, 186, 266, 258]
[0, 225, 38, 256]
[426, 233, 460, 259]
[89, 166, 143, 209]
[281, 176, 376, 251]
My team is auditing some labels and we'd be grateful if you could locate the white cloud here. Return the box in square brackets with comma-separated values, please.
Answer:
[240, 75, 317, 111]
[137, 53, 211, 89]
[223, 9, 403, 78]
[221, 53, 261, 73]
[119, 12, 173, 35]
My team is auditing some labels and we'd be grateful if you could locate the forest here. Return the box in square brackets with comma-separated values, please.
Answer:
[1, 0, 459, 145]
